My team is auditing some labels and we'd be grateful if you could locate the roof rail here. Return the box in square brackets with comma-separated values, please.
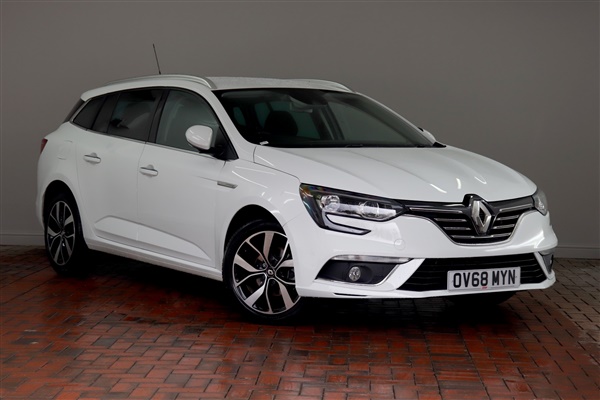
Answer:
[105, 74, 215, 89]
[293, 79, 353, 92]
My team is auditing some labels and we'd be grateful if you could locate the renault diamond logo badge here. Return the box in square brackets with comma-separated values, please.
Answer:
[471, 199, 492, 235]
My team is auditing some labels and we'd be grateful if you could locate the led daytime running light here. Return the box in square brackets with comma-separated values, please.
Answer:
[300, 184, 405, 234]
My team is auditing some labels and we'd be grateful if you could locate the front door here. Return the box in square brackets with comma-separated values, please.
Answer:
[136, 89, 226, 267]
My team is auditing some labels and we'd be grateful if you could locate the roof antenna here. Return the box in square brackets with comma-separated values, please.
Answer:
[152, 43, 162, 75]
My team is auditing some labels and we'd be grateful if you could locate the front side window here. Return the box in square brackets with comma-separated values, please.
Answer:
[156, 90, 221, 151]
[215, 89, 432, 148]
[106, 89, 162, 141]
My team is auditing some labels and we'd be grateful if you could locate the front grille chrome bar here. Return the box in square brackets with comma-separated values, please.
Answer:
[402, 195, 535, 245]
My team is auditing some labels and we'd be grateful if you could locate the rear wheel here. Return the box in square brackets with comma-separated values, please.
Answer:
[223, 220, 303, 322]
[44, 192, 87, 275]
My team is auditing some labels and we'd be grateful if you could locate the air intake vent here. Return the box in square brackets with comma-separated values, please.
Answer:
[398, 254, 545, 292]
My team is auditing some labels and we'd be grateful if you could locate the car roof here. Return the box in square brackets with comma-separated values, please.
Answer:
[81, 75, 353, 100]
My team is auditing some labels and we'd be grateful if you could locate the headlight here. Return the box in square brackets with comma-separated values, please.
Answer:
[532, 189, 549, 216]
[299, 184, 405, 234]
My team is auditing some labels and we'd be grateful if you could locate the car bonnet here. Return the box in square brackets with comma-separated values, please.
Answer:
[253, 145, 536, 202]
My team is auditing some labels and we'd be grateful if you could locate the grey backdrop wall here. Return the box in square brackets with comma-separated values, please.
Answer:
[1, 1, 598, 258]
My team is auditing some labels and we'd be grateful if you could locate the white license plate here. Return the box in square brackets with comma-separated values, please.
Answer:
[447, 267, 520, 291]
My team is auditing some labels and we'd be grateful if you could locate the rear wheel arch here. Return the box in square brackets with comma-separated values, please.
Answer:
[43, 181, 77, 223]
[43, 185, 89, 275]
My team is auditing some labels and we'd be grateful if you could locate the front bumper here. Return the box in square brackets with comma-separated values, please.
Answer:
[283, 209, 557, 299]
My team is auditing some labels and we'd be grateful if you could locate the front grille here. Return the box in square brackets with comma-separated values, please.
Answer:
[404, 196, 535, 245]
[398, 254, 545, 292]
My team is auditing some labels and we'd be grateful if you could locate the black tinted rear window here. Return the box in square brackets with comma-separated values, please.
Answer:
[92, 93, 119, 133]
[64, 99, 84, 123]
[73, 96, 105, 129]
[106, 90, 162, 141]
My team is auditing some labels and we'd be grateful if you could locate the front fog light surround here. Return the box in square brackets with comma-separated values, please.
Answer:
[318, 255, 412, 285]
[300, 184, 405, 234]
[540, 250, 554, 274]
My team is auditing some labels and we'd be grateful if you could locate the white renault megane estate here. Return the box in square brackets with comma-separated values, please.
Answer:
[37, 75, 557, 322]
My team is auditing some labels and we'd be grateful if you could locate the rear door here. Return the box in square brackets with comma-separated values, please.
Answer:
[75, 89, 162, 246]
[136, 89, 226, 267]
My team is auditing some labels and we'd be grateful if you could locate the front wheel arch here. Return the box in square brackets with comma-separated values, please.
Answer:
[223, 205, 280, 253]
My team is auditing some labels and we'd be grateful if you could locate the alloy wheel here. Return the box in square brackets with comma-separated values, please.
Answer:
[46, 200, 76, 266]
[232, 230, 299, 315]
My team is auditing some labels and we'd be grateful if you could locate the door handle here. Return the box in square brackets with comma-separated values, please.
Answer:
[83, 153, 101, 164]
[139, 165, 159, 177]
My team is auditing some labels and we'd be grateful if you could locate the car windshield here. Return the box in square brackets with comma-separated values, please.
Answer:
[214, 89, 433, 148]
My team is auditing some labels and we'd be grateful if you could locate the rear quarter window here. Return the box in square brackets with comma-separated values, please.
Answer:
[64, 99, 84, 123]
[72, 96, 105, 129]
[92, 93, 119, 133]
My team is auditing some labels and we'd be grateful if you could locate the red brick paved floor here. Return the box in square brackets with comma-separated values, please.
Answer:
[0, 246, 598, 400]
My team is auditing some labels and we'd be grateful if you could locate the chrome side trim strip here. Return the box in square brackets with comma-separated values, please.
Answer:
[331, 255, 412, 264]
[498, 203, 533, 213]
[451, 233, 512, 240]
[407, 207, 463, 214]
[217, 181, 237, 189]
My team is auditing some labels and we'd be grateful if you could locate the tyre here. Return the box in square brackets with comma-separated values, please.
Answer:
[448, 291, 515, 307]
[44, 192, 88, 275]
[223, 220, 303, 323]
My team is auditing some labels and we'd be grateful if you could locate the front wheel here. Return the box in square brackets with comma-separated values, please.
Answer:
[223, 220, 303, 323]
[44, 192, 88, 275]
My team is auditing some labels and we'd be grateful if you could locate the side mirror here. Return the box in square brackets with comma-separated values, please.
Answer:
[185, 125, 213, 151]
[418, 127, 436, 143]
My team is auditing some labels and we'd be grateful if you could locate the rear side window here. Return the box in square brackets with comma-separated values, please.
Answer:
[64, 99, 84, 123]
[92, 93, 119, 133]
[72, 96, 105, 129]
[106, 90, 162, 141]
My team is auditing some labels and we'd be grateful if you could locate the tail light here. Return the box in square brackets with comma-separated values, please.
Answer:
[40, 139, 48, 154]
